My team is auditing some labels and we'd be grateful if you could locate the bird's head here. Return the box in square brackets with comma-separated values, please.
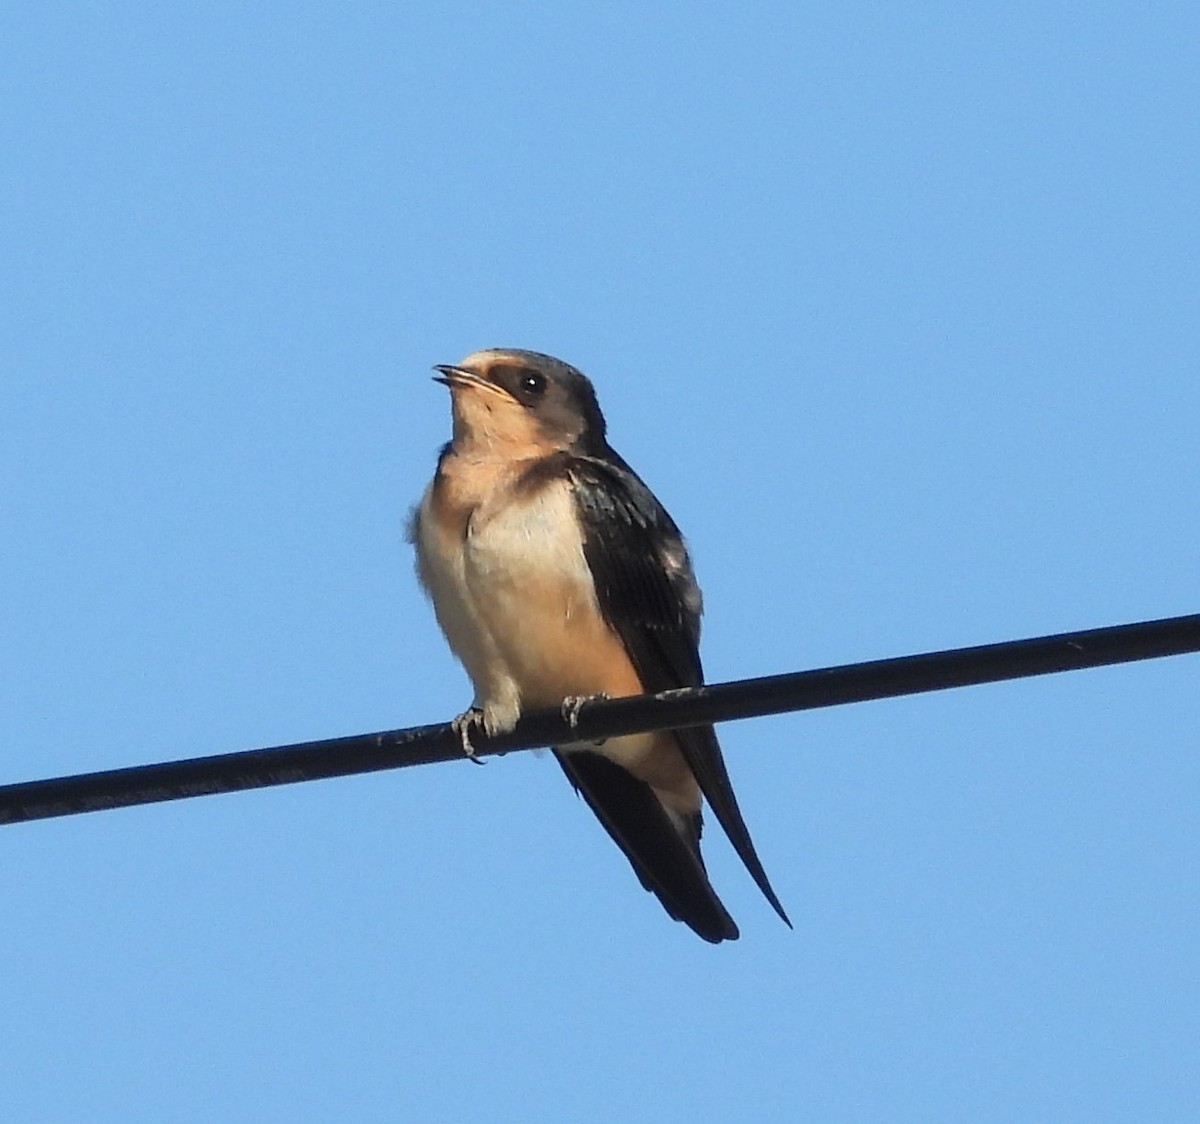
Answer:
[433, 349, 608, 457]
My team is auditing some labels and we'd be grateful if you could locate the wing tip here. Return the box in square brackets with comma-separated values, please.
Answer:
[556, 749, 742, 944]
[691, 914, 740, 943]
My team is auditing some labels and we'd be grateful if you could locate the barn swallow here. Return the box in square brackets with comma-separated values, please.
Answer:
[410, 348, 790, 942]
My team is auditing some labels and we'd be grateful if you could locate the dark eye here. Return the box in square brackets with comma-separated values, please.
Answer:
[519, 371, 547, 397]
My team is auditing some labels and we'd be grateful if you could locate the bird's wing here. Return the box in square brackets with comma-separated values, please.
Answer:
[568, 453, 791, 928]
[552, 748, 738, 943]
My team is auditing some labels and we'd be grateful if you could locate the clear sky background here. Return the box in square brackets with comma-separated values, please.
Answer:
[3, 4, 1198, 1121]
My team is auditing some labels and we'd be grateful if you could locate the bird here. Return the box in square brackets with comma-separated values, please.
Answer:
[410, 348, 790, 942]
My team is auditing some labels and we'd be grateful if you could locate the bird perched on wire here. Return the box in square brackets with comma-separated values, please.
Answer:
[411, 348, 789, 942]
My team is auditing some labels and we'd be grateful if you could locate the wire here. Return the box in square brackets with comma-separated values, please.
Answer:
[2, 612, 1197, 827]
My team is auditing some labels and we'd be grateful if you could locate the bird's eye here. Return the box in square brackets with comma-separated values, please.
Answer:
[520, 371, 547, 397]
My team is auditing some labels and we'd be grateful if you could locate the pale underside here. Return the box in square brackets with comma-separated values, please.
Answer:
[416, 454, 700, 815]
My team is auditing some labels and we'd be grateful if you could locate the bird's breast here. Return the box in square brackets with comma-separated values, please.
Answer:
[462, 475, 645, 708]
[416, 454, 642, 704]
[417, 452, 696, 810]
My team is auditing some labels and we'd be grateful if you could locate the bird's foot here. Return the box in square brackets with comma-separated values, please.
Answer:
[560, 693, 610, 738]
[450, 708, 487, 766]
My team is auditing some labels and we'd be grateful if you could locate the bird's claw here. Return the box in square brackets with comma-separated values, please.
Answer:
[451, 708, 487, 766]
[561, 693, 610, 733]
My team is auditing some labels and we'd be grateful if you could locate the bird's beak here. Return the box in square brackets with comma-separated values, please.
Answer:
[432, 363, 476, 388]
[432, 364, 514, 399]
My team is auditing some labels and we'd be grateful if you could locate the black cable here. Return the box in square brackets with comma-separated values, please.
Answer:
[2, 612, 1197, 827]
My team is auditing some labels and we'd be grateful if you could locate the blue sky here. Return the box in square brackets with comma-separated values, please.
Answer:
[3, 3, 1198, 1121]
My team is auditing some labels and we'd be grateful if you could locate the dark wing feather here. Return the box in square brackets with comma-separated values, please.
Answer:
[554, 749, 738, 943]
[568, 451, 703, 685]
[515, 453, 741, 940]
[569, 454, 791, 928]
